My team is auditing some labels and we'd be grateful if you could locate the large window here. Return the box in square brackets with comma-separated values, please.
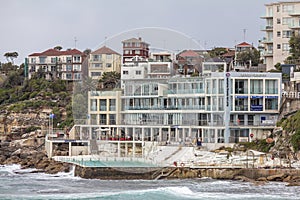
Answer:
[283, 30, 293, 38]
[109, 99, 116, 111]
[109, 114, 116, 125]
[90, 99, 97, 111]
[265, 98, 278, 110]
[235, 97, 248, 111]
[282, 5, 294, 13]
[265, 80, 278, 94]
[99, 114, 106, 125]
[250, 80, 263, 94]
[100, 99, 107, 111]
[93, 55, 100, 61]
[235, 79, 248, 94]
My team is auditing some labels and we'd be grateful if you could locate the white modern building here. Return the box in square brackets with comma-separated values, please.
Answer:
[85, 61, 282, 148]
[261, 1, 300, 70]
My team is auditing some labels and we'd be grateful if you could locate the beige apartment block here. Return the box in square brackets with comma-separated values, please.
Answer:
[261, 1, 300, 70]
[89, 46, 121, 80]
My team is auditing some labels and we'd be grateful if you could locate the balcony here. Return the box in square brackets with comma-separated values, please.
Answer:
[289, 11, 300, 16]
[261, 25, 273, 31]
[289, 24, 300, 29]
[260, 15, 273, 19]
[261, 38, 273, 44]
[263, 50, 273, 57]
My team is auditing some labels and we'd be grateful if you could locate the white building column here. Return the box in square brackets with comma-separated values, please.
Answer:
[69, 142, 72, 156]
[175, 128, 179, 142]
[150, 128, 154, 141]
[183, 128, 186, 144]
[117, 141, 121, 157]
[159, 128, 162, 142]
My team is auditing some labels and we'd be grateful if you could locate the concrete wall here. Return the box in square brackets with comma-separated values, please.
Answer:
[71, 146, 88, 156]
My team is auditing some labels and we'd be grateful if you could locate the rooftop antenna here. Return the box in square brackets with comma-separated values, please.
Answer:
[104, 36, 107, 46]
[243, 29, 247, 41]
[74, 37, 78, 48]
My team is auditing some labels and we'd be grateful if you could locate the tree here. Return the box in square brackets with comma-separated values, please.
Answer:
[4, 52, 18, 65]
[99, 71, 121, 89]
[236, 48, 261, 66]
[83, 48, 92, 55]
[54, 46, 63, 51]
[289, 34, 300, 60]
[209, 47, 228, 58]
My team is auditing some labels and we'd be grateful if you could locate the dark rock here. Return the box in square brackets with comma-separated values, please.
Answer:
[256, 177, 268, 182]
[266, 173, 286, 181]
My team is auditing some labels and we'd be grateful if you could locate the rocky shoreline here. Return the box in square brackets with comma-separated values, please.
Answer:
[0, 132, 71, 174]
[1, 132, 300, 187]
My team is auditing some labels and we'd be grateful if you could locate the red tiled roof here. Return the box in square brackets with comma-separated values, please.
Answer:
[236, 42, 252, 47]
[222, 51, 235, 57]
[178, 50, 199, 57]
[29, 48, 83, 57]
[92, 46, 120, 55]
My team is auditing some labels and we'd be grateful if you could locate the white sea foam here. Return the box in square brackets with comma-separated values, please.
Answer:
[0, 164, 21, 174]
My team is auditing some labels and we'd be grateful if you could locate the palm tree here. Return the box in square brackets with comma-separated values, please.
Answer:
[99, 71, 121, 90]
[4, 52, 18, 65]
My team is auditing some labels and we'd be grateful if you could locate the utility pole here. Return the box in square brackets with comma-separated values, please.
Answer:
[243, 29, 247, 41]
[74, 37, 78, 48]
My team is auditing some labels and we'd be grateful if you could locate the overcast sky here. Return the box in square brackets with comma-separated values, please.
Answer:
[1, 0, 275, 65]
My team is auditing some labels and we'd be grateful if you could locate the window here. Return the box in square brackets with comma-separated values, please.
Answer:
[123, 70, 128, 75]
[106, 63, 112, 68]
[106, 54, 112, 59]
[265, 98, 278, 110]
[124, 50, 130, 54]
[135, 50, 140, 54]
[73, 64, 81, 71]
[73, 56, 81, 62]
[67, 57, 72, 63]
[282, 5, 294, 13]
[39, 57, 46, 64]
[93, 55, 100, 61]
[90, 99, 97, 111]
[30, 58, 36, 63]
[283, 30, 293, 38]
[109, 99, 116, 111]
[277, 18, 281, 24]
[277, 31, 281, 37]
[100, 99, 107, 111]
[51, 57, 57, 63]
[99, 114, 106, 125]
[265, 80, 278, 94]
[282, 17, 292, 25]
[277, 5, 280, 12]
[136, 70, 141, 75]
[66, 65, 72, 71]
[93, 63, 102, 68]
[235, 79, 248, 94]
[91, 72, 101, 77]
[250, 80, 263, 94]
[283, 43, 290, 51]
[277, 44, 281, 49]
[109, 114, 116, 125]
[66, 73, 72, 79]
[74, 73, 81, 80]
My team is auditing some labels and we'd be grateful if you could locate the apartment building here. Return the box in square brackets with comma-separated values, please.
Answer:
[88, 46, 121, 80]
[87, 61, 282, 146]
[27, 48, 85, 81]
[261, 1, 300, 70]
[122, 37, 149, 63]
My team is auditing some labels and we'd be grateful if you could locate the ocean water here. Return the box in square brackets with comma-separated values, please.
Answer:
[0, 165, 299, 200]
